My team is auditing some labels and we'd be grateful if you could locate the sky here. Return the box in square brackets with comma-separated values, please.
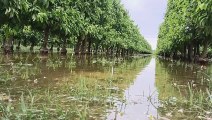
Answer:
[121, 0, 167, 50]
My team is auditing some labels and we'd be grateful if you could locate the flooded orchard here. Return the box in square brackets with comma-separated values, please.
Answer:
[0, 54, 211, 120]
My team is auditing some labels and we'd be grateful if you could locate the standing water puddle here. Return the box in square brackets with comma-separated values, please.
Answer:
[107, 58, 159, 120]
[0, 54, 211, 120]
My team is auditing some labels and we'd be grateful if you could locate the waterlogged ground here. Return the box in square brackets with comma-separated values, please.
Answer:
[0, 53, 211, 120]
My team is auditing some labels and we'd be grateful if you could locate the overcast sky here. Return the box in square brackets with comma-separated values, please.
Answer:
[121, 0, 167, 50]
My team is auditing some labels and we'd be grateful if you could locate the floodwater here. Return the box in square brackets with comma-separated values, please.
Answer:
[107, 59, 159, 120]
[0, 53, 211, 120]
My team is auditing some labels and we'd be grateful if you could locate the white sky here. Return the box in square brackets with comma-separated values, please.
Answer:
[121, 0, 167, 50]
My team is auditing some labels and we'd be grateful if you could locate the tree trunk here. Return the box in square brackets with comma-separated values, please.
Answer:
[49, 44, 53, 52]
[16, 41, 21, 51]
[172, 51, 177, 59]
[188, 43, 194, 61]
[74, 38, 81, 54]
[106, 46, 110, 55]
[40, 26, 50, 55]
[61, 38, 67, 55]
[110, 46, 114, 55]
[183, 44, 187, 59]
[194, 44, 197, 57]
[121, 49, 125, 56]
[57, 44, 60, 53]
[196, 43, 200, 56]
[4, 36, 14, 54]
[115, 45, 119, 56]
[95, 43, 99, 55]
[126, 49, 129, 55]
[201, 40, 208, 58]
[87, 39, 92, 54]
[1, 38, 5, 49]
[102, 46, 106, 54]
[30, 42, 34, 52]
[81, 40, 85, 54]
[81, 37, 87, 54]
[95, 45, 98, 55]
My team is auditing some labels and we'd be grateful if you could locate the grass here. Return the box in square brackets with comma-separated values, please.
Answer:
[0, 54, 151, 119]
[0, 76, 131, 119]
[159, 86, 212, 119]
[1, 54, 211, 119]
[157, 61, 212, 120]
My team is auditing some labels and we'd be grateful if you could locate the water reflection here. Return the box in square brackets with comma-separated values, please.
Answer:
[106, 57, 211, 120]
[0, 54, 211, 119]
[0, 54, 152, 119]
[155, 58, 212, 100]
[155, 58, 212, 119]
[107, 58, 159, 120]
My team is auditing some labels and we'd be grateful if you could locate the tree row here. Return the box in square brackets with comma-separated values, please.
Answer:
[157, 0, 212, 61]
[0, 0, 152, 55]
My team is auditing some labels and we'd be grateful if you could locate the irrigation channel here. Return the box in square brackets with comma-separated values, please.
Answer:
[0, 54, 211, 120]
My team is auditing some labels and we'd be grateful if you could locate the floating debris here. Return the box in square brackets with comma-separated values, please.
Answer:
[178, 109, 184, 113]
[34, 79, 38, 84]
[165, 112, 172, 117]
[0, 94, 12, 102]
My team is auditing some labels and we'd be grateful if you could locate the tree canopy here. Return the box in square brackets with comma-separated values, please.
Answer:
[157, 0, 212, 61]
[0, 0, 152, 55]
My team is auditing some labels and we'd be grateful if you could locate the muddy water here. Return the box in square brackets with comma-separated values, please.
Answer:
[107, 58, 159, 120]
[107, 58, 212, 120]
[0, 54, 211, 119]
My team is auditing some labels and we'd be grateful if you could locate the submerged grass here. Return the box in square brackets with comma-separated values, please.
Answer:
[0, 77, 127, 119]
[157, 60, 212, 120]
[0, 54, 151, 119]
[159, 87, 212, 119]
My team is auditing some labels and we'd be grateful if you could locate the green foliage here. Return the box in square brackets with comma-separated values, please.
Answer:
[0, 0, 152, 54]
[157, 0, 212, 59]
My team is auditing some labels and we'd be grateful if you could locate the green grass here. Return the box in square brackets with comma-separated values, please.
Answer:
[158, 73, 212, 120]
[0, 55, 151, 119]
